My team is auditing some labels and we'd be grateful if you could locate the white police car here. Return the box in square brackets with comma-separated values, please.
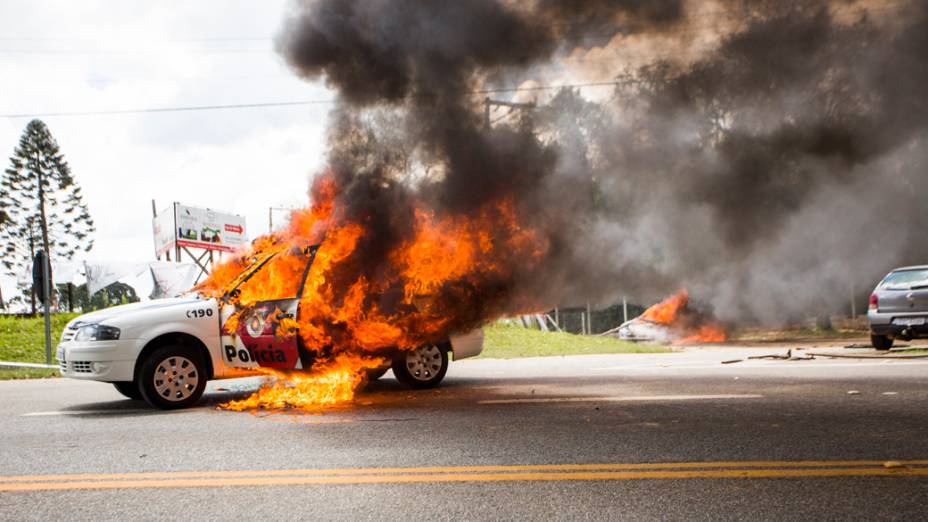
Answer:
[57, 246, 483, 410]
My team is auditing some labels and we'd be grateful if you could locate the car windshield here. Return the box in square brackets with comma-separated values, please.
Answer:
[879, 269, 928, 290]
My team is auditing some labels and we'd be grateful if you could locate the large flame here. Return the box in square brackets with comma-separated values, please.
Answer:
[197, 170, 548, 410]
[639, 289, 727, 344]
[220, 355, 384, 411]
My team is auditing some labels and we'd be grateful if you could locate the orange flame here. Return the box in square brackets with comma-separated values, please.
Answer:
[640, 289, 690, 325]
[197, 170, 549, 410]
[220, 355, 384, 411]
[639, 289, 727, 344]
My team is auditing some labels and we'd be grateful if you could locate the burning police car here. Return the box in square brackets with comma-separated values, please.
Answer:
[57, 244, 484, 410]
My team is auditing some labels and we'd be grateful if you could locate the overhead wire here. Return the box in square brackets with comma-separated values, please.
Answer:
[0, 81, 635, 119]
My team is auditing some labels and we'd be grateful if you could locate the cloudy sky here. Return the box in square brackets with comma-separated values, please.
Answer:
[0, 0, 334, 298]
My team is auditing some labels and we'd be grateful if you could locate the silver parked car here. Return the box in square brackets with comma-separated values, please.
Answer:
[868, 265, 928, 349]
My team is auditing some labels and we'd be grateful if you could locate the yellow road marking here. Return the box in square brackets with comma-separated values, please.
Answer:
[1, 467, 927, 492]
[1, 460, 927, 491]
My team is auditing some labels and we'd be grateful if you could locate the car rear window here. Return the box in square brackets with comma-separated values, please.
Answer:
[879, 269, 928, 290]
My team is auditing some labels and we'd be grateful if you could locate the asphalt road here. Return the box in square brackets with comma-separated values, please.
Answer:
[2, 347, 928, 520]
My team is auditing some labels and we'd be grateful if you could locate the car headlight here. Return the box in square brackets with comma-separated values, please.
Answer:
[74, 324, 121, 342]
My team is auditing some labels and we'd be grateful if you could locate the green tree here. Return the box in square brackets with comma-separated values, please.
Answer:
[0, 183, 9, 309]
[1, 119, 94, 314]
[64, 281, 138, 311]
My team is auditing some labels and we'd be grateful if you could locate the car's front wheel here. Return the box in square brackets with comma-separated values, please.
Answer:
[112, 381, 143, 400]
[391, 343, 449, 389]
[871, 334, 894, 350]
[138, 345, 207, 410]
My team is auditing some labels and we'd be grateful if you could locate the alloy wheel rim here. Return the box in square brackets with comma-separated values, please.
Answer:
[405, 345, 442, 382]
[153, 356, 199, 401]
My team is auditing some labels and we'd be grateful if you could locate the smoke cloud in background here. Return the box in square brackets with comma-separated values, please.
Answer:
[274, 0, 928, 324]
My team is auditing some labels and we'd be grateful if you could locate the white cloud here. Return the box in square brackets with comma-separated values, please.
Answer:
[0, 0, 332, 304]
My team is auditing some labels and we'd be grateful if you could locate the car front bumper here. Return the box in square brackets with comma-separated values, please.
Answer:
[57, 340, 136, 382]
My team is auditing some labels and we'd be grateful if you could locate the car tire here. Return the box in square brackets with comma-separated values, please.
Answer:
[138, 344, 207, 410]
[391, 343, 449, 389]
[365, 366, 389, 382]
[871, 334, 894, 350]
[112, 381, 143, 401]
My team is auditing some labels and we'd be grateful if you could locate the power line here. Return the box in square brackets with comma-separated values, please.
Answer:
[476, 80, 634, 95]
[0, 81, 633, 119]
[0, 36, 273, 42]
[0, 48, 273, 55]
[0, 100, 335, 119]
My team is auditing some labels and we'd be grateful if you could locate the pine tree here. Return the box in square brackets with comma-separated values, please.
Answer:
[1, 119, 94, 314]
[0, 183, 9, 309]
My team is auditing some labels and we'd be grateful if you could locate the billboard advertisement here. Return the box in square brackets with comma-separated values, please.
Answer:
[152, 203, 247, 256]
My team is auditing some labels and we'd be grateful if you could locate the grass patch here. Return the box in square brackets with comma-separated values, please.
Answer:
[480, 322, 668, 359]
[733, 327, 866, 342]
[0, 313, 78, 380]
[892, 348, 928, 354]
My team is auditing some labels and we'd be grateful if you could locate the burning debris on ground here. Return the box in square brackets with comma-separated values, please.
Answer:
[613, 290, 727, 345]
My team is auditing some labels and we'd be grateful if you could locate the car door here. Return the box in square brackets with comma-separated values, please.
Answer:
[219, 245, 319, 372]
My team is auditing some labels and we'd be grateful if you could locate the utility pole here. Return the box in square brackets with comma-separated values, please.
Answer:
[41, 252, 51, 364]
[850, 281, 857, 319]
[586, 302, 593, 335]
[33, 150, 53, 363]
[484, 97, 536, 129]
[269, 206, 295, 233]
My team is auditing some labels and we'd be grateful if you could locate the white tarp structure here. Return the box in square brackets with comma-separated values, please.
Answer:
[84, 262, 151, 296]
[16, 260, 200, 301]
[149, 262, 200, 299]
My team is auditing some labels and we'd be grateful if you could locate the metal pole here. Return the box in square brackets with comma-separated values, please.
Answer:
[850, 281, 856, 319]
[623, 297, 628, 323]
[151, 199, 158, 261]
[553, 307, 559, 329]
[269, 207, 274, 232]
[586, 302, 592, 335]
[42, 254, 52, 364]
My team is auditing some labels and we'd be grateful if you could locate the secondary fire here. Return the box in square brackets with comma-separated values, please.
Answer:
[197, 170, 548, 410]
[621, 289, 727, 345]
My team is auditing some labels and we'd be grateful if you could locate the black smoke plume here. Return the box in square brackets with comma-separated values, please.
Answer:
[276, 0, 928, 324]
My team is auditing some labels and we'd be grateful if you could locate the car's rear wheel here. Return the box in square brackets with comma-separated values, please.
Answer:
[139, 345, 207, 410]
[112, 381, 143, 400]
[391, 343, 448, 389]
[871, 334, 894, 350]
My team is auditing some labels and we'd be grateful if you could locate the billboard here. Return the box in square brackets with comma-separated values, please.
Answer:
[153, 203, 247, 256]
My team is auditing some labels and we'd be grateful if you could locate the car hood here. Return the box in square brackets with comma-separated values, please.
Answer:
[71, 296, 210, 326]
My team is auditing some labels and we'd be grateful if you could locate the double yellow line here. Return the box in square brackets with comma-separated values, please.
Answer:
[2, 460, 926, 492]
